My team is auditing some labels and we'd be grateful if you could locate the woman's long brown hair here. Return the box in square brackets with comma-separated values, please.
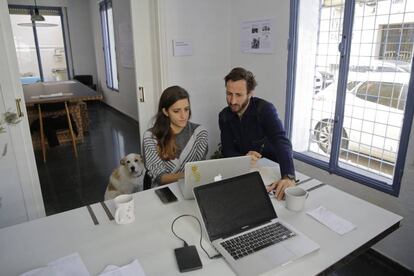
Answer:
[151, 86, 191, 160]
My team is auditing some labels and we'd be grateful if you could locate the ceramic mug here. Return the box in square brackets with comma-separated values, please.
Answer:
[285, 186, 309, 212]
[114, 194, 135, 224]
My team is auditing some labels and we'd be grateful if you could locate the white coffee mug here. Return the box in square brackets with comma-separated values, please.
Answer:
[285, 186, 309, 212]
[114, 194, 135, 224]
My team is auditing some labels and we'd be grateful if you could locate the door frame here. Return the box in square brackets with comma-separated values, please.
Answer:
[130, 0, 163, 139]
[0, 0, 45, 221]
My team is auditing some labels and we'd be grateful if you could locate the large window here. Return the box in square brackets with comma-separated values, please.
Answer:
[9, 6, 68, 84]
[99, 0, 118, 91]
[288, 0, 414, 195]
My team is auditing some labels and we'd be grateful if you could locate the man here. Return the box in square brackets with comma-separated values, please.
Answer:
[219, 67, 296, 200]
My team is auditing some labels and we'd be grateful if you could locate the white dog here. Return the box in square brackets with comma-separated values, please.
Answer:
[104, 153, 145, 200]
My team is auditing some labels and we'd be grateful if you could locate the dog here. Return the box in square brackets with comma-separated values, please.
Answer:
[104, 153, 145, 200]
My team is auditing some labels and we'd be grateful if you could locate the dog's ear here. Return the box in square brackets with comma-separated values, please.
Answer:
[136, 154, 143, 163]
[120, 157, 127, 166]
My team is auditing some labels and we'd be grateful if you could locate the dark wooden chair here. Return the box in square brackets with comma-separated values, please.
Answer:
[73, 75, 96, 90]
[143, 170, 152, 190]
[36, 102, 78, 162]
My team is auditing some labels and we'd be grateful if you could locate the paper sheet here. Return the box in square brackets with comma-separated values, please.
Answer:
[31, 92, 73, 99]
[307, 206, 356, 235]
[99, 259, 146, 276]
[20, 253, 90, 276]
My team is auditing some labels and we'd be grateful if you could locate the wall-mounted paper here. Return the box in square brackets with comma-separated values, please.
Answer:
[173, 40, 193, 57]
[241, 19, 275, 54]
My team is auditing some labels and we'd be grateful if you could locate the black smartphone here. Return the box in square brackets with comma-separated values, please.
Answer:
[155, 187, 178, 204]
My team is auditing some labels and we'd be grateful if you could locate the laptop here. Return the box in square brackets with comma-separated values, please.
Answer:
[178, 156, 251, 200]
[193, 171, 319, 276]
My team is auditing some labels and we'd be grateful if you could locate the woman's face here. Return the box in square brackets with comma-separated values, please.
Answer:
[163, 98, 190, 133]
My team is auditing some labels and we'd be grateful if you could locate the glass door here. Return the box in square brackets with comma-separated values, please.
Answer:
[9, 6, 68, 84]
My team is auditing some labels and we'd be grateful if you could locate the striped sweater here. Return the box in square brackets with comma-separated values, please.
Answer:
[143, 122, 208, 187]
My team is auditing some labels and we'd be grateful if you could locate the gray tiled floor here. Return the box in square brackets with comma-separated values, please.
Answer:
[34, 102, 140, 215]
[33, 102, 411, 275]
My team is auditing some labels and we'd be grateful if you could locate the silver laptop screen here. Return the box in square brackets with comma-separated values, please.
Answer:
[194, 171, 277, 241]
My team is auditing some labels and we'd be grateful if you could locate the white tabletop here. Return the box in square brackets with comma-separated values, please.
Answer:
[0, 160, 402, 276]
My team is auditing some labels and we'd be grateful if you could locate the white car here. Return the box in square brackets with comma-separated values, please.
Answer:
[314, 71, 335, 94]
[349, 59, 411, 73]
[311, 73, 409, 163]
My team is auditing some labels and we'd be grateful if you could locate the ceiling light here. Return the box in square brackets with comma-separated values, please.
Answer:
[31, 6, 45, 22]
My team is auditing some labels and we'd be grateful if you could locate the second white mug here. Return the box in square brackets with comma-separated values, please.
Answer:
[285, 186, 309, 212]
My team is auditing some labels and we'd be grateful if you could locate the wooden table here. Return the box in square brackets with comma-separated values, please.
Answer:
[23, 80, 103, 161]
[23, 80, 102, 106]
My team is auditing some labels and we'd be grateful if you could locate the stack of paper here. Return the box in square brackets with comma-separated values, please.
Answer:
[20, 253, 90, 276]
[99, 259, 146, 276]
[39, 93, 64, 98]
[307, 206, 356, 235]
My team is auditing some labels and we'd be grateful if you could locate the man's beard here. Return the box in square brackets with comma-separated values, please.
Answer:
[229, 97, 250, 113]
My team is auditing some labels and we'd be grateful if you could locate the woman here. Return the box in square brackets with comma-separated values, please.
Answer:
[143, 86, 208, 187]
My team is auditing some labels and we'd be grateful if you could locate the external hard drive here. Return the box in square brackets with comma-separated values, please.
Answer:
[174, 245, 202, 272]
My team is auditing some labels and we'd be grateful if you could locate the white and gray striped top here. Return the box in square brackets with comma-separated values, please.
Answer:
[143, 122, 208, 187]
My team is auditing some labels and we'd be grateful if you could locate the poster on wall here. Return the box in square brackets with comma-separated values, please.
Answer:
[240, 19, 275, 54]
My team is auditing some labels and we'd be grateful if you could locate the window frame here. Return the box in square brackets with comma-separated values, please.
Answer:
[286, 0, 414, 196]
[99, 0, 118, 91]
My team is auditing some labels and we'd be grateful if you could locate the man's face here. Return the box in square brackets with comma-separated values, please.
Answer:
[225, 79, 251, 114]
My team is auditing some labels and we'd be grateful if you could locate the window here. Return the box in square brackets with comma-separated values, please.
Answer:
[99, 0, 118, 91]
[287, 0, 414, 195]
[379, 23, 414, 62]
[9, 6, 69, 83]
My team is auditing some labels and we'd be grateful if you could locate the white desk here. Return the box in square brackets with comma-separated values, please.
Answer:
[0, 161, 402, 276]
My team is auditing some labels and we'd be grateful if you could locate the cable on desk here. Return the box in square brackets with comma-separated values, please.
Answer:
[171, 214, 222, 259]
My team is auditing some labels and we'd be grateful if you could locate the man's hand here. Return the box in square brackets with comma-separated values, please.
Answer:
[246, 151, 262, 167]
[266, 178, 296, 200]
[246, 150, 262, 160]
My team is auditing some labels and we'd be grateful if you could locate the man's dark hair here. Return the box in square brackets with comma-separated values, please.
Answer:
[224, 67, 257, 93]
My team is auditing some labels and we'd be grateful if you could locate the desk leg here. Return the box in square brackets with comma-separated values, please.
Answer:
[65, 102, 78, 158]
[38, 105, 46, 162]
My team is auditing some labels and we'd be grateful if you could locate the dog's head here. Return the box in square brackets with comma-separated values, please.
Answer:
[120, 153, 145, 178]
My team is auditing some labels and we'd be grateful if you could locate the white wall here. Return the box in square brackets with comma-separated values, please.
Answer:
[159, 0, 414, 270]
[158, 0, 231, 156]
[89, 0, 138, 121]
[229, 0, 291, 118]
[66, 0, 97, 82]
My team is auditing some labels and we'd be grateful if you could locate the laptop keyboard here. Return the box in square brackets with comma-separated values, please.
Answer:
[221, 222, 296, 260]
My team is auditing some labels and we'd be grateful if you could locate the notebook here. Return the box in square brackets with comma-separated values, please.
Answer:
[193, 171, 319, 276]
[178, 156, 251, 200]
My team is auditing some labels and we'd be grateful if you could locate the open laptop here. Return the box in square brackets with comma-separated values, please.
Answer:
[178, 156, 251, 200]
[193, 171, 319, 276]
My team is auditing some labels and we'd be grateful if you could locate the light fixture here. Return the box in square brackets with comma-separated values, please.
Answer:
[17, 22, 58, 27]
[17, 0, 58, 27]
[31, 0, 45, 21]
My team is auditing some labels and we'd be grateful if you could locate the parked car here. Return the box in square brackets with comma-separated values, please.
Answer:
[314, 71, 334, 94]
[311, 73, 409, 163]
[349, 59, 411, 73]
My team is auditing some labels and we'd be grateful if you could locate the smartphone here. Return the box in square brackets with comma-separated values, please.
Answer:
[155, 187, 178, 204]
